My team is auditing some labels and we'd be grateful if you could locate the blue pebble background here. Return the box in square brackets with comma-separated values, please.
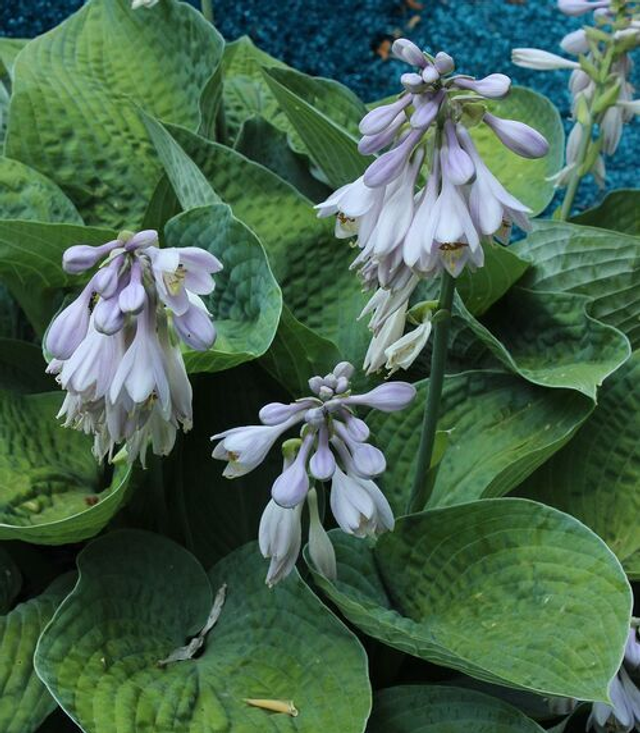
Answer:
[1, 0, 637, 212]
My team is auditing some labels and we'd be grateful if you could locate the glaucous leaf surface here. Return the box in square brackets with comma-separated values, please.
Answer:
[571, 189, 640, 236]
[0, 158, 82, 224]
[0, 574, 74, 733]
[308, 499, 631, 701]
[0, 391, 130, 544]
[368, 685, 546, 733]
[515, 220, 640, 347]
[6, 0, 223, 229]
[164, 205, 282, 373]
[0, 221, 115, 334]
[368, 373, 592, 513]
[36, 531, 371, 732]
[516, 351, 640, 570]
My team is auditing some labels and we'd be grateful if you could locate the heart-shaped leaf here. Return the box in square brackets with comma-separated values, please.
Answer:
[0, 574, 74, 733]
[368, 685, 546, 733]
[35, 530, 371, 732]
[368, 372, 592, 512]
[6, 0, 223, 229]
[571, 189, 640, 236]
[517, 350, 640, 570]
[0, 391, 131, 544]
[308, 499, 631, 701]
[515, 221, 640, 348]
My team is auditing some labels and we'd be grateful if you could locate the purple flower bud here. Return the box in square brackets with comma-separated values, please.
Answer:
[308, 376, 323, 394]
[483, 113, 549, 159]
[454, 73, 511, 99]
[358, 111, 406, 155]
[259, 400, 312, 426]
[45, 281, 94, 359]
[359, 95, 412, 136]
[350, 442, 386, 478]
[363, 128, 423, 188]
[62, 241, 119, 274]
[173, 303, 216, 351]
[391, 38, 427, 68]
[442, 120, 475, 184]
[305, 407, 326, 427]
[343, 413, 370, 442]
[309, 426, 336, 480]
[93, 297, 125, 335]
[421, 65, 440, 84]
[272, 435, 313, 507]
[344, 382, 416, 412]
[560, 28, 590, 55]
[558, 0, 610, 16]
[410, 90, 445, 130]
[333, 361, 355, 380]
[334, 376, 349, 394]
[124, 229, 158, 251]
[118, 262, 146, 314]
[401, 72, 425, 92]
[93, 257, 123, 299]
[434, 51, 455, 74]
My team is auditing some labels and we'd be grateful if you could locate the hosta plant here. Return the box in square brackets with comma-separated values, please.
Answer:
[0, 0, 638, 731]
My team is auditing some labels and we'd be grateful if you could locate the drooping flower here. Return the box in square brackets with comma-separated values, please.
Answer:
[512, 0, 640, 191]
[211, 361, 416, 584]
[588, 628, 640, 732]
[46, 229, 221, 465]
[315, 40, 548, 376]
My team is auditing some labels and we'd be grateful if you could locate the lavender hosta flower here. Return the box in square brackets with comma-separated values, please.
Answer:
[558, 0, 611, 16]
[259, 496, 303, 588]
[511, 48, 580, 70]
[384, 316, 433, 375]
[315, 41, 548, 375]
[211, 361, 415, 585]
[46, 229, 220, 465]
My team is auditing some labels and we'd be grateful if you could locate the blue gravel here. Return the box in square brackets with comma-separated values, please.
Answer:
[1, 0, 637, 212]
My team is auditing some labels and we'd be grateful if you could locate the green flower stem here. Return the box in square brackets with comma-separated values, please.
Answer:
[200, 0, 214, 22]
[559, 117, 594, 222]
[406, 271, 456, 514]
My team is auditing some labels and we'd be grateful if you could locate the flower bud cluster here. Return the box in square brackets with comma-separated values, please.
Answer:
[316, 39, 548, 375]
[211, 361, 416, 585]
[513, 0, 639, 188]
[46, 230, 221, 465]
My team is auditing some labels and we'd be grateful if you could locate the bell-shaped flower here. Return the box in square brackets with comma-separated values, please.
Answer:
[307, 488, 337, 580]
[363, 302, 407, 374]
[453, 73, 511, 98]
[363, 128, 425, 188]
[172, 295, 217, 351]
[45, 278, 96, 360]
[271, 433, 314, 507]
[63, 240, 119, 274]
[511, 48, 580, 71]
[259, 499, 303, 588]
[330, 466, 394, 538]
[385, 316, 432, 375]
[483, 113, 550, 159]
[560, 28, 590, 55]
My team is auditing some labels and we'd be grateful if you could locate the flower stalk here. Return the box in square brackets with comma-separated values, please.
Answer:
[406, 271, 456, 514]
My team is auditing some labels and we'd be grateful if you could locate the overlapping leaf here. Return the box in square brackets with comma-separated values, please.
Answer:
[308, 499, 631, 701]
[6, 0, 223, 228]
[368, 685, 546, 733]
[514, 220, 640, 347]
[572, 189, 640, 236]
[164, 205, 282, 373]
[517, 351, 640, 571]
[0, 574, 74, 733]
[0, 391, 130, 544]
[36, 531, 371, 732]
[368, 372, 592, 513]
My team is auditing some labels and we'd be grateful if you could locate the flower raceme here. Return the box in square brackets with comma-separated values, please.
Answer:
[45, 230, 221, 465]
[315, 39, 549, 376]
[211, 361, 416, 585]
[513, 0, 640, 189]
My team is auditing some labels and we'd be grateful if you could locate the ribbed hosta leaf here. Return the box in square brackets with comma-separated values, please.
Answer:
[517, 351, 640, 570]
[6, 0, 223, 229]
[35, 531, 371, 732]
[0, 574, 74, 733]
[572, 189, 640, 236]
[164, 204, 282, 373]
[368, 372, 592, 513]
[515, 220, 640, 347]
[0, 158, 82, 224]
[308, 499, 631, 701]
[144, 122, 371, 375]
[0, 220, 115, 334]
[368, 686, 546, 733]
[0, 547, 20, 614]
[0, 391, 130, 544]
